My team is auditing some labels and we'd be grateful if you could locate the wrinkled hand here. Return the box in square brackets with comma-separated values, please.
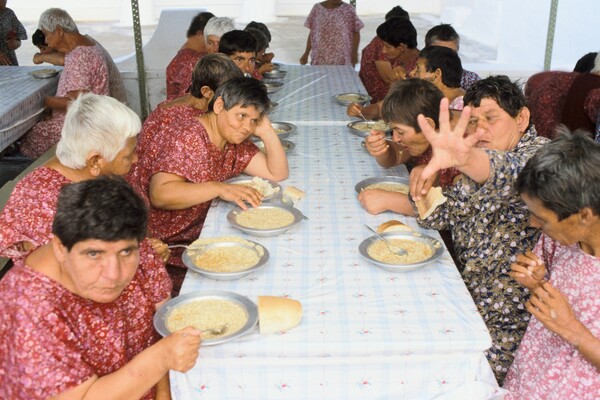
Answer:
[510, 251, 546, 290]
[299, 53, 309, 65]
[346, 103, 364, 118]
[160, 327, 202, 373]
[527, 282, 579, 342]
[414, 98, 477, 193]
[357, 189, 394, 214]
[148, 237, 170, 263]
[409, 164, 439, 200]
[218, 183, 263, 210]
[365, 131, 389, 158]
[0, 52, 11, 65]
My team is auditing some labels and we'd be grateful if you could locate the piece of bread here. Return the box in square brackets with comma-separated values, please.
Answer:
[415, 187, 447, 219]
[377, 219, 413, 233]
[258, 296, 303, 334]
[283, 186, 305, 204]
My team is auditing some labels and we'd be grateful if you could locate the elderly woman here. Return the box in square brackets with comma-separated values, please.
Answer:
[410, 75, 549, 383]
[203, 16, 235, 54]
[165, 11, 215, 99]
[0, 93, 167, 263]
[358, 78, 460, 216]
[127, 77, 289, 294]
[18, 8, 119, 159]
[0, 0, 27, 65]
[0, 176, 201, 400]
[500, 130, 600, 398]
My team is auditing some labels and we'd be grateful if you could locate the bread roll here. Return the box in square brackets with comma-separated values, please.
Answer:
[415, 187, 447, 219]
[258, 296, 303, 334]
[283, 186, 305, 205]
[377, 219, 413, 233]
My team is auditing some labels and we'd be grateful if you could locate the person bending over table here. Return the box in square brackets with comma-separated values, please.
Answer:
[359, 78, 460, 216]
[501, 129, 600, 398]
[0, 176, 201, 400]
[0, 93, 168, 264]
[244, 26, 272, 79]
[409, 75, 549, 384]
[165, 11, 215, 100]
[245, 21, 275, 75]
[19, 8, 119, 159]
[126, 77, 289, 295]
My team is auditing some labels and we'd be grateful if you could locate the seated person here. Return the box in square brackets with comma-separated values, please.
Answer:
[203, 16, 235, 54]
[409, 75, 549, 384]
[218, 30, 258, 77]
[244, 26, 272, 78]
[0, 176, 200, 399]
[0, 93, 168, 263]
[358, 78, 460, 215]
[358, 16, 418, 103]
[133, 54, 243, 163]
[165, 11, 215, 99]
[358, 6, 409, 103]
[245, 21, 274, 71]
[126, 77, 289, 294]
[504, 129, 600, 398]
[424, 23, 481, 90]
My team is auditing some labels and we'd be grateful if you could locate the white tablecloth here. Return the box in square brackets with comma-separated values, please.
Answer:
[171, 65, 505, 400]
[0, 66, 60, 153]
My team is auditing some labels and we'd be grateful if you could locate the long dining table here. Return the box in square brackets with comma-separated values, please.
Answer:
[171, 65, 505, 400]
[0, 66, 60, 153]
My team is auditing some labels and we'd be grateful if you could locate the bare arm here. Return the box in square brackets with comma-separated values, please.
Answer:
[44, 90, 88, 112]
[33, 51, 65, 66]
[365, 131, 411, 168]
[244, 117, 289, 181]
[351, 31, 360, 66]
[358, 191, 416, 216]
[300, 33, 311, 65]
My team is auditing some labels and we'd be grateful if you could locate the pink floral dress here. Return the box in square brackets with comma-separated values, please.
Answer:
[304, 2, 364, 65]
[503, 234, 600, 399]
[126, 117, 259, 267]
[19, 44, 110, 158]
[165, 48, 205, 100]
[0, 242, 171, 400]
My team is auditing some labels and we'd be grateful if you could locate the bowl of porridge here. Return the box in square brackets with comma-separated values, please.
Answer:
[355, 176, 409, 195]
[333, 92, 372, 106]
[270, 121, 297, 139]
[227, 204, 304, 237]
[347, 120, 392, 137]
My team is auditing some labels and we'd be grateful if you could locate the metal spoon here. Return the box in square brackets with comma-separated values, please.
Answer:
[202, 323, 228, 335]
[364, 224, 408, 256]
[358, 109, 368, 121]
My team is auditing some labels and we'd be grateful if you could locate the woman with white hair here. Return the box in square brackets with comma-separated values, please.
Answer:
[0, 93, 167, 264]
[203, 16, 235, 54]
[18, 8, 117, 159]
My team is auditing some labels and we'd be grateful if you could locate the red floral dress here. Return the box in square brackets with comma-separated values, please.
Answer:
[304, 2, 364, 65]
[0, 242, 171, 400]
[165, 48, 205, 100]
[19, 44, 110, 158]
[127, 117, 259, 266]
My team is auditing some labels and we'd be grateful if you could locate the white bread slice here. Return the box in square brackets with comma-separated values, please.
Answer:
[415, 187, 447, 219]
[283, 186, 305, 205]
[258, 296, 303, 334]
[377, 219, 413, 233]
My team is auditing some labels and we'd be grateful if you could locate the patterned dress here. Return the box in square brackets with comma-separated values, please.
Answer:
[358, 36, 418, 103]
[503, 234, 600, 399]
[126, 117, 259, 267]
[0, 7, 27, 65]
[165, 48, 204, 100]
[304, 2, 364, 65]
[560, 72, 600, 136]
[411, 128, 549, 384]
[19, 44, 110, 158]
[461, 69, 480, 91]
[0, 243, 171, 400]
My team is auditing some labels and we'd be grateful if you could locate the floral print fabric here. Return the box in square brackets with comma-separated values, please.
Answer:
[0, 242, 171, 400]
[503, 234, 600, 399]
[165, 48, 204, 100]
[304, 2, 364, 65]
[0, 7, 27, 65]
[412, 128, 549, 383]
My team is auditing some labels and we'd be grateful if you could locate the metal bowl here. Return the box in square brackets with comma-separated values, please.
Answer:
[29, 68, 59, 79]
[272, 63, 283, 70]
[346, 120, 392, 138]
[224, 175, 281, 201]
[333, 92, 372, 106]
[227, 204, 304, 237]
[355, 176, 409, 194]
[182, 239, 269, 280]
[271, 121, 297, 139]
[359, 231, 444, 272]
[263, 70, 287, 79]
[255, 139, 295, 153]
[154, 290, 258, 345]
[264, 81, 284, 93]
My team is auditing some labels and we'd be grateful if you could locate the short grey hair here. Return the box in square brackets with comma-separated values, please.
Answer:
[56, 94, 141, 169]
[204, 17, 235, 42]
[38, 8, 79, 33]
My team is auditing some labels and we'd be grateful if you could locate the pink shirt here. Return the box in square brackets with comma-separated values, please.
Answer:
[503, 234, 600, 399]
[0, 241, 171, 400]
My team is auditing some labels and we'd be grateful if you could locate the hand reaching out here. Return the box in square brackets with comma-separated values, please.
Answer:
[409, 164, 439, 200]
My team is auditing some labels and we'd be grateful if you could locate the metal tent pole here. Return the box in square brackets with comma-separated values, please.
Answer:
[131, 0, 150, 120]
[544, 0, 559, 71]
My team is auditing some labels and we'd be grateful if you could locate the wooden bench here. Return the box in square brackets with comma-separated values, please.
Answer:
[0, 146, 56, 276]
